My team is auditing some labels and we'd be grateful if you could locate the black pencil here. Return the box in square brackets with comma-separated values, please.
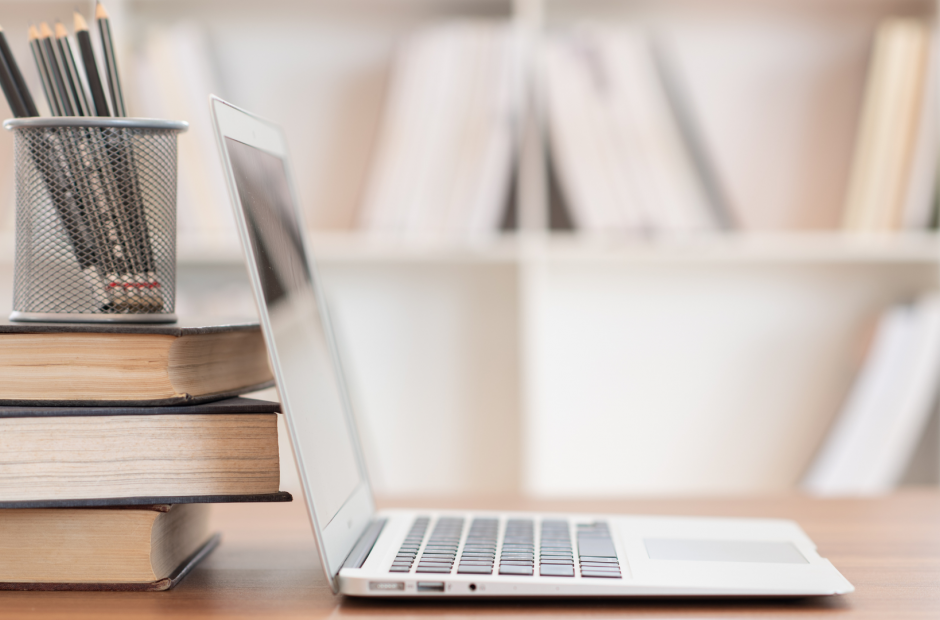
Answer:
[0, 24, 27, 117]
[73, 12, 108, 116]
[39, 22, 72, 115]
[28, 25, 59, 115]
[0, 23, 36, 116]
[55, 21, 90, 116]
[96, 2, 124, 116]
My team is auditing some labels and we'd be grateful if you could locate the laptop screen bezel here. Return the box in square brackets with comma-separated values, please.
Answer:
[209, 95, 376, 593]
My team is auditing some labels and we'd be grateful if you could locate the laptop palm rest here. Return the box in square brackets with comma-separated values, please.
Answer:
[644, 539, 809, 564]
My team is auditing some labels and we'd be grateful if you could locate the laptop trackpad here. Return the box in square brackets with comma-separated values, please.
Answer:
[644, 539, 808, 564]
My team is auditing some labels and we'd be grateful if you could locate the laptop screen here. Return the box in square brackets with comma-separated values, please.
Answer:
[224, 136, 364, 527]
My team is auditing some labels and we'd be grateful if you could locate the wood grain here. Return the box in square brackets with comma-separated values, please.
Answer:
[2, 490, 939, 619]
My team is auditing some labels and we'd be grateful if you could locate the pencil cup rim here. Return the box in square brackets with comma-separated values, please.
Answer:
[2, 117, 188, 132]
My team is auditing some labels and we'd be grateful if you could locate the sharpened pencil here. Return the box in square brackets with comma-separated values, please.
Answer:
[29, 25, 59, 115]
[96, 2, 125, 116]
[73, 12, 108, 116]
[39, 22, 72, 115]
[55, 21, 90, 116]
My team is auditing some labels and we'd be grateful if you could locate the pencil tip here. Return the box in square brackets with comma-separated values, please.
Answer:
[39, 22, 53, 38]
[74, 12, 88, 31]
[95, 2, 108, 20]
[28, 25, 39, 40]
[54, 21, 68, 38]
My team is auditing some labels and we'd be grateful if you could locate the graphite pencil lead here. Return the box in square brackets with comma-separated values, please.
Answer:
[74, 12, 88, 32]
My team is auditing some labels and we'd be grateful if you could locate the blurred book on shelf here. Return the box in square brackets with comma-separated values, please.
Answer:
[802, 293, 940, 495]
[842, 18, 939, 233]
[132, 22, 236, 240]
[543, 25, 731, 235]
[357, 21, 518, 238]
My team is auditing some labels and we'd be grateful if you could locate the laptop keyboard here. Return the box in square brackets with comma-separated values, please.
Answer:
[388, 516, 430, 573]
[414, 517, 464, 573]
[498, 519, 536, 575]
[389, 516, 622, 579]
[458, 518, 499, 574]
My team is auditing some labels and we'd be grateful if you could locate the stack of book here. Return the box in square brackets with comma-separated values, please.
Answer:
[0, 318, 288, 591]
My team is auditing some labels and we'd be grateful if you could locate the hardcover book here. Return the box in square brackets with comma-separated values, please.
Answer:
[0, 318, 274, 405]
[0, 397, 288, 504]
[0, 504, 218, 591]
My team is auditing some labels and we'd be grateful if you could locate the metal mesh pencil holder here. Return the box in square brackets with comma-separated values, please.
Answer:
[4, 118, 188, 323]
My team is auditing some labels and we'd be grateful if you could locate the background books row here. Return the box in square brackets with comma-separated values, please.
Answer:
[128, 17, 938, 240]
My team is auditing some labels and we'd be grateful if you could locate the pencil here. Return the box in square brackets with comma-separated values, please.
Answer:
[28, 25, 59, 115]
[0, 25, 27, 117]
[55, 21, 90, 116]
[96, 2, 125, 116]
[39, 22, 73, 115]
[0, 24, 36, 116]
[73, 12, 108, 116]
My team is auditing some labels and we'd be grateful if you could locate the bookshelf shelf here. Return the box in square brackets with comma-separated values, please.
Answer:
[524, 232, 940, 265]
[6, 229, 934, 268]
[172, 230, 940, 267]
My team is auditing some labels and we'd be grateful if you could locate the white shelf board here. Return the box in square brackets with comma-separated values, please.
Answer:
[2, 229, 938, 267]
[521, 231, 940, 265]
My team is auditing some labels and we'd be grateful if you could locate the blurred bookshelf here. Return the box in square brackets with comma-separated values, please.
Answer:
[0, 0, 938, 498]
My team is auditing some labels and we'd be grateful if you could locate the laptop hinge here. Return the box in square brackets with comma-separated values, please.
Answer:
[342, 518, 388, 570]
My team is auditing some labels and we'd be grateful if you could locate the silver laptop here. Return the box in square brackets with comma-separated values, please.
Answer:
[209, 96, 853, 598]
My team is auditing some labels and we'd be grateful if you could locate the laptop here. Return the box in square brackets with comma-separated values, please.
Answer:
[209, 96, 854, 598]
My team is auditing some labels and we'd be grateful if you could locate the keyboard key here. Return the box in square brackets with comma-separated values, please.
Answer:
[540, 565, 575, 577]
[577, 523, 618, 558]
[459, 565, 494, 574]
[581, 570, 622, 579]
[499, 564, 534, 576]
[578, 540, 617, 558]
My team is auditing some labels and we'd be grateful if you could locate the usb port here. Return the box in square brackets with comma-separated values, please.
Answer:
[416, 581, 445, 592]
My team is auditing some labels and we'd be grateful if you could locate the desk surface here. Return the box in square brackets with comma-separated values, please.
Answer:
[2, 491, 939, 619]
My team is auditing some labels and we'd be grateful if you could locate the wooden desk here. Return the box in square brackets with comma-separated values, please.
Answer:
[2, 491, 938, 619]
